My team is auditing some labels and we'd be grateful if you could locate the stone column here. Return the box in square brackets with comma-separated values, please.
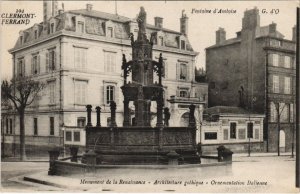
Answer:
[95, 106, 101, 127]
[110, 101, 117, 127]
[86, 105, 92, 127]
[156, 92, 164, 127]
[188, 104, 196, 127]
[123, 99, 130, 126]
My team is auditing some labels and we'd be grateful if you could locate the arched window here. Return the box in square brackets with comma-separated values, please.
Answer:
[106, 85, 115, 104]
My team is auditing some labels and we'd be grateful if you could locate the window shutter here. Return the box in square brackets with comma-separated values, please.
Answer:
[46, 52, 49, 72]
[103, 85, 107, 104]
[268, 54, 273, 66]
[31, 57, 34, 74]
[115, 85, 119, 105]
[76, 82, 81, 104]
[37, 55, 40, 73]
[53, 51, 57, 70]
[186, 64, 190, 81]
[176, 63, 180, 80]
[101, 85, 105, 104]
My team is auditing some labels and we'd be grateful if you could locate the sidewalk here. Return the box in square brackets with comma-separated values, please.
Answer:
[1, 152, 295, 162]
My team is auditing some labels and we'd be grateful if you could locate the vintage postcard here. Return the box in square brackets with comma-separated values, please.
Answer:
[1, 0, 299, 193]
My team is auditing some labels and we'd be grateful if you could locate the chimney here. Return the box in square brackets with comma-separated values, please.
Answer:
[180, 10, 189, 36]
[86, 3, 93, 11]
[216, 27, 226, 44]
[43, 0, 58, 23]
[242, 7, 260, 30]
[292, 25, 296, 41]
[154, 17, 163, 28]
[269, 22, 277, 34]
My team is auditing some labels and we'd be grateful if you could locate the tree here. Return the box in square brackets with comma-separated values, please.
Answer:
[1, 77, 44, 160]
[274, 102, 287, 156]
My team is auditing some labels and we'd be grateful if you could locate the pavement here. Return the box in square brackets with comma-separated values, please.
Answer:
[1, 153, 299, 193]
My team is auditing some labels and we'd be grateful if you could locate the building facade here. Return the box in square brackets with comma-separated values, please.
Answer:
[1, 1, 207, 157]
[206, 8, 296, 152]
[201, 106, 264, 154]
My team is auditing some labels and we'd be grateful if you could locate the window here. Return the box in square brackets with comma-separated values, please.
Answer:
[272, 54, 279, 66]
[290, 103, 294, 123]
[33, 118, 38, 135]
[47, 49, 56, 71]
[17, 58, 25, 77]
[75, 81, 87, 104]
[77, 21, 84, 33]
[50, 23, 54, 33]
[48, 81, 56, 104]
[158, 36, 163, 46]
[179, 90, 188, 97]
[31, 55, 40, 74]
[104, 52, 116, 72]
[107, 27, 113, 37]
[9, 119, 12, 134]
[20, 36, 23, 44]
[6, 118, 9, 134]
[223, 129, 228, 140]
[230, 123, 237, 139]
[272, 75, 279, 93]
[106, 85, 115, 104]
[280, 103, 288, 122]
[74, 47, 87, 70]
[34, 30, 38, 39]
[284, 77, 291, 94]
[247, 123, 253, 138]
[66, 131, 72, 141]
[74, 132, 80, 142]
[77, 117, 86, 127]
[284, 56, 291, 68]
[50, 117, 54, 135]
[179, 63, 187, 80]
[238, 128, 246, 139]
[204, 132, 217, 140]
[270, 102, 277, 122]
[181, 40, 186, 50]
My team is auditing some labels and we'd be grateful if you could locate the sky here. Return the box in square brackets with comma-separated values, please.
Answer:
[0, 0, 298, 80]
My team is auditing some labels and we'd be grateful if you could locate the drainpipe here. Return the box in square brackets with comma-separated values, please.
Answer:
[59, 37, 64, 156]
[264, 47, 269, 152]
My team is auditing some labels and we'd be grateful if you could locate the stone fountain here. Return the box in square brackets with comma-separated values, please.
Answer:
[48, 8, 201, 176]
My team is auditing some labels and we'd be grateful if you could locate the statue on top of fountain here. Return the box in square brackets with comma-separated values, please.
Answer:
[137, 7, 148, 41]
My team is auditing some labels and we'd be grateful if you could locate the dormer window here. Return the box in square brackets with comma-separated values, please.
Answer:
[181, 40, 186, 50]
[50, 23, 54, 33]
[20, 36, 23, 45]
[77, 21, 84, 33]
[107, 27, 113, 38]
[158, 36, 164, 46]
[34, 30, 38, 39]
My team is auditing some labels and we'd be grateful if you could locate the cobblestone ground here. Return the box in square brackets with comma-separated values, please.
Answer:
[1, 155, 299, 193]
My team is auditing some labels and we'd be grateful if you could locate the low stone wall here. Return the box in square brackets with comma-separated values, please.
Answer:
[201, 142, 264, 154]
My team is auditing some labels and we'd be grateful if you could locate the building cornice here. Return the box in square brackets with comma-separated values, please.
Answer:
[9, 30, 199, 56]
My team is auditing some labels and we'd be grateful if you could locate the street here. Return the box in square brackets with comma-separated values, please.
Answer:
[1, 155, 299, 192]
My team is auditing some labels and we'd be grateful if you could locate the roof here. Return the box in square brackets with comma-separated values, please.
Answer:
[203, 106, 260, 115]
[69, 9, 131, 23]
[207, 25, 286, 49]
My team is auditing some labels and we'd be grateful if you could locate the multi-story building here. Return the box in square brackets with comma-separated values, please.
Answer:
[206, 8, 296, 152]
[1, 1, 207, 157]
